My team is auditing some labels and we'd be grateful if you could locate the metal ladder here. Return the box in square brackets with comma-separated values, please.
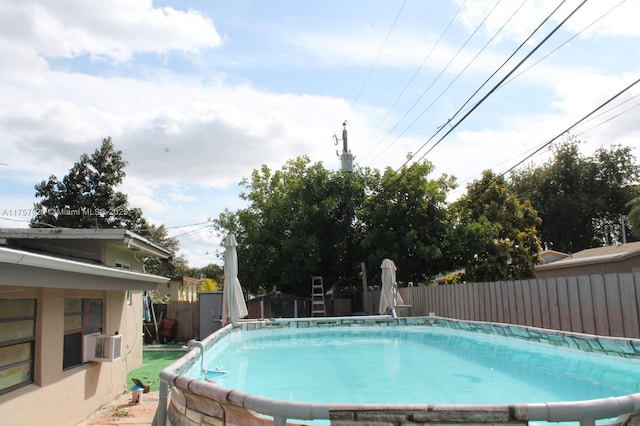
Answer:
[311, 276, 326, 317]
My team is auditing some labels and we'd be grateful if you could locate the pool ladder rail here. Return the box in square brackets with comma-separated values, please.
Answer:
[311, 276, 326, 317]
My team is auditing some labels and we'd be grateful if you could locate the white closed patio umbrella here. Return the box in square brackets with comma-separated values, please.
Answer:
[379, 258, 404, 315]
[221, 233, 248, 326]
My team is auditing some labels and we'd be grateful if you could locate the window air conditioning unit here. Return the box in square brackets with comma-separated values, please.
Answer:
[83, 333, 123, 362]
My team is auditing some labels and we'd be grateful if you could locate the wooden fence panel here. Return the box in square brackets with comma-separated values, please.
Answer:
[556, 277, 572, 332]
[501, 281, 511, 324]
[460, 283, 469, 319]
[467, 283, 476, 320]
[496, 281, 505, 323]
[481, 283, 490, 322]
[578, 275, 596, 335]
[521, 281, 532, 326]
[547, 278, 560, 331]
[566, 277, 582, 333]
[591, 275, 610, 336]
[604, 274, 624, 338]
[454, 285, 463, 319]
[619, 274, 640, 338]
[528, 280, 542, 328]
[444, 285, 453, 318]
[167, 300, 199, 342]
[537, 279, 550, 329]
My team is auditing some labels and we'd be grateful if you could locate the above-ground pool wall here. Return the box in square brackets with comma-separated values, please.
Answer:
[167, 383, 277, 426]
[160, 317, 640, 426]
[329, 406, 529, 425]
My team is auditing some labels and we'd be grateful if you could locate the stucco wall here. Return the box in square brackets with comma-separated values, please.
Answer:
[0, 286, 144, 426]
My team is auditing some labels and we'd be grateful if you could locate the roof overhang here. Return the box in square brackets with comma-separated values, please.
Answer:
[0, 247, 169, 291]
[0, 228, 172, 259]
[535, 250, 639, 271]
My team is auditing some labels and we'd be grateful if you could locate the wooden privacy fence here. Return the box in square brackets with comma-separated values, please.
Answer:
[159, 272, 640, 341]
[166, 300, 199, 342]
[396, 272, 640, 339]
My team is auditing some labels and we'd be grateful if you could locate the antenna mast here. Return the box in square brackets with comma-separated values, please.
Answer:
[333, 121, 354, 172]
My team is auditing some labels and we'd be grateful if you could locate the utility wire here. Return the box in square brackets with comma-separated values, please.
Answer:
[496, 75, 640, 180]
[576, 100, 640, 137]
[368, 0, 532, 166]
[501, 0, 627, 90]
[345, 0, 406, 122]
[452, 0, 630, 191]
[358, 0, 468, 163]
[362, 0, 504, 167]
[398, 0, 565, 168]
[578, 91, 640, 128]
[375, 0, 588, 199]
[170, 223, 215, 239]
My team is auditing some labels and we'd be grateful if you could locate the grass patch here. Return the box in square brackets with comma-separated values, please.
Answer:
[127, 345, 186, 392]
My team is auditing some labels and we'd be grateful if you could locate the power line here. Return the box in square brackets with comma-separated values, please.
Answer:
[169, 223, 215, 239]
[501, 0, 627, 89]
[448, 0, 630, 190]
[345, 0, 407, 122]
[369, 0, 532, 166]
[575, 100, 640, 137]
[497, 75, 640, 180]
[361, 0, 504, 167]
[358, 0, 468, 163]
[374, 0, 588, 200]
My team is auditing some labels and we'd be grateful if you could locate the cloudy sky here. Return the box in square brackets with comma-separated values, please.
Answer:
[1, 0, 639, 267]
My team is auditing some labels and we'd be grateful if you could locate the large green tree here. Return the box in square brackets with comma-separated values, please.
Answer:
[510, 140, 639, 252]
[31, 137, 184, 275]
[215, 156, 463, 296]
[215, 156, 362, 297]
[453, 170, 542, 282]
[32, 137, 145, 229]
[358, 160, 457, 285]
[627, 194, 640, 238]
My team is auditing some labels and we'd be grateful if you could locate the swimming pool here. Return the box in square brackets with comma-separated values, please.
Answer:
[157, 316, 640, 426]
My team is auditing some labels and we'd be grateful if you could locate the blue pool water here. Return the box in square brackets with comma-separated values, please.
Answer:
[186, 325, 640, 407]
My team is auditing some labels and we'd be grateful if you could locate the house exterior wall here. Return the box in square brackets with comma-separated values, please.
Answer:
[0, 238, 162, 426]
[103, 244, 146, 273]
[0, 282, 146, 426]
[535, 256, 640, 279]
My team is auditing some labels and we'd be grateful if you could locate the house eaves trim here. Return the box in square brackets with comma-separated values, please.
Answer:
[535, 250, 639, 271]
[0, 247, 169, 284]
[0, 228, 172, 259]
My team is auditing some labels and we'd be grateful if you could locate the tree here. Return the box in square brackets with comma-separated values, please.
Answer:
[215, 156, 357, 297]
[453, 170, 542, 282]
[510, 139, 639, 252]
[214, 155, 462, 296]
[32, 137, 145, 229]
[358, 159, 457, 285]
[31, 137, 184, 275]
[627, 194, 640, 238]
[199, 278, 219, 292]
[137, 222, 186, 276]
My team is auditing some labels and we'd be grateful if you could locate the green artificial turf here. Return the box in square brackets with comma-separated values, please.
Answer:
[127, 346, 186, 392]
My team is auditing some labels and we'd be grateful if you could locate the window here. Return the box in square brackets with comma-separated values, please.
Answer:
[115, 260, 130, 270]
[0, 299, 36, 395]
[63, 298, 102, 370]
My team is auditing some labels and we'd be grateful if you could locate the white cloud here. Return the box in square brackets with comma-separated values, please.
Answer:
[0, 0, 221, 62]
[456, 0, 640, 41]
